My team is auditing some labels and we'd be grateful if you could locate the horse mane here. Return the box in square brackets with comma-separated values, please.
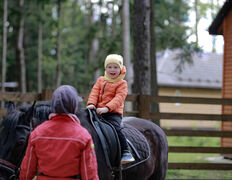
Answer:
[2, 102, 35, 130]
[19, 103, 32, 113]
[2, 110, 21, 129]
[33, 101, 51, 125]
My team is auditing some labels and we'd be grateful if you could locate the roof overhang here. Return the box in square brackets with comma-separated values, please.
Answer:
[208, 1, 232, 35]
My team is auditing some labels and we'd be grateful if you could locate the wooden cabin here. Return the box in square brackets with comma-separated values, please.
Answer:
[209, 0, 232, 155]
[156, 49, 222, 129]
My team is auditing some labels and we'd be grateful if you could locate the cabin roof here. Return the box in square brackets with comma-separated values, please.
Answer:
[157, 50, 222, 89]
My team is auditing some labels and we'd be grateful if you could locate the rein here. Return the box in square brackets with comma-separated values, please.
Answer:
[0, 159, 16, 169]
[0, 159, 17, 180]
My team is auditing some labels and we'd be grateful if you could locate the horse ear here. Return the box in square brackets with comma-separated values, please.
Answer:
[22, 101, 36, 125]
[6, 101, 15, 113]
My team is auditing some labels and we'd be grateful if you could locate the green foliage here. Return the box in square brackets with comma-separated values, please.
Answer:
[60, 0, 90, 92]
[173, 42, 202, 73]
[0, 0, 217, 92]
[155, 0, 191, 51]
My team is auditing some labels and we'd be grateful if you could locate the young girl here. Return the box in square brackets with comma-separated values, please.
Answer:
[87, 54, 135, 164]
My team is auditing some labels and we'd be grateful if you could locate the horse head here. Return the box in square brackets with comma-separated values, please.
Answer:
[0, 102, 35, 180]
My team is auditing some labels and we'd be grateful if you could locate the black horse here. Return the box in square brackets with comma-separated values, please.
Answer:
[0, 101, 168, 180]
[0, 102, 35, 180]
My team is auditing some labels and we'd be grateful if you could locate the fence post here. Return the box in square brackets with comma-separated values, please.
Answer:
[41, 89, 54, 101]
[138, 95, 150, 119]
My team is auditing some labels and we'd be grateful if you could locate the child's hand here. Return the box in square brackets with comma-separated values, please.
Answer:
[96, 107, 109, 114]
[86, 104, 96, 110]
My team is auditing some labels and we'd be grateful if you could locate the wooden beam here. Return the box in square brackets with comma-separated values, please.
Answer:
[168, 163, 232, 170]
[150, 96, 232, 105]
[41, 89, 53, 101]
[151, 112, 232, 121]
[164, 129, 232, 137]
[0, 92, 41, 102]
[138, 95, 150, 119]
[169, 146, 232, 154]
[80, 94, 138, 103]
[124, 111, 139, 117]
[125, 94, 138, 102]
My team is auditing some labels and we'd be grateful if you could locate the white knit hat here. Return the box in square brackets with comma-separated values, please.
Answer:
[104, 54, 123, 70]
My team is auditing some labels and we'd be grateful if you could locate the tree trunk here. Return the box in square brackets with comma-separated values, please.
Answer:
[18, 0, 26, 93]
[122, 0, 133, 94]
[210, 0, 219, 53]
[88, 1, 99, 66]
[37, 3, 43, 93]
[56, 0, 62, 88]
[111, 0, 116, 36]
[194, 0, 199, 47]
[150, 0, 160, 125]
[1, 0, 8, 107]
[133, 0, 151, 95]
[88, 1, 100, 83]
[2, 0, 7, 93]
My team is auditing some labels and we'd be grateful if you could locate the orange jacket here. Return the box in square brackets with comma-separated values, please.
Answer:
[87, 76, 128, 115]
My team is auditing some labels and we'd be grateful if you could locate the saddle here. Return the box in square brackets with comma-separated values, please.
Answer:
[87, 109, 150, 171]
[87, 109, 121, 169]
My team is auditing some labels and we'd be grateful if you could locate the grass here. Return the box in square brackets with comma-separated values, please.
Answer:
[166, 136, 232, 180]
[167, 136, 221, 147]
[167, 170, 232, 179]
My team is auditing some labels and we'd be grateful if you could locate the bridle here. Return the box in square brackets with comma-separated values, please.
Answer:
[0, 101, 36, 180]
[0, 158, 17, 179]
[0, 124, 32, 180]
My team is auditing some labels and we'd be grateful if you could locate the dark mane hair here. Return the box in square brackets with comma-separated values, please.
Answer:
[2, 102, 32, 130]
[2, 110, 21, 130]
[0, 108, 21, 150]
[33, 101, 51, 125]
[19, 103, 32, 113]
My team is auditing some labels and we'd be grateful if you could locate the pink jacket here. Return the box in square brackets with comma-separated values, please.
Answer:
[19, 114, 99, 180]
[87, 76, 128, 115]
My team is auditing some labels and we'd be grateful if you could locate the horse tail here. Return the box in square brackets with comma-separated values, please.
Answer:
[144, 122, 168, 180]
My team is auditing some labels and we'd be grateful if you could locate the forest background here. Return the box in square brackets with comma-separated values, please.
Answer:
[0, 0, 223, 95]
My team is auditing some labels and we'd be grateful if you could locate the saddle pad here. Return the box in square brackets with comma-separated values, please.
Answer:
[122, 123, 150, 170]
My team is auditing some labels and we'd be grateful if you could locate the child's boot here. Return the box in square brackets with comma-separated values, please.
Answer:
[121, 150, 135, 165]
